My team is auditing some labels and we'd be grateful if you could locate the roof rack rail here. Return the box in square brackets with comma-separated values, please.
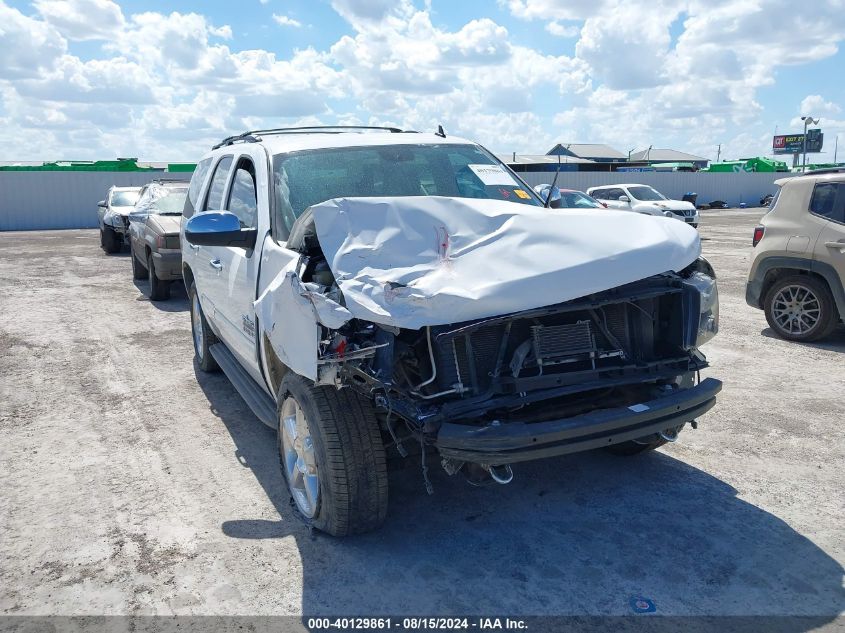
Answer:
[212, 126, 405, 149]
[804, 167, 845, 175]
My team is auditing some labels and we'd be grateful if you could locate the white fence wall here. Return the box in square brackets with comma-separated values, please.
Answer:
[0, 169, 790, 231]
[517, 171, 794, 206]
[0, 172, 191, 231]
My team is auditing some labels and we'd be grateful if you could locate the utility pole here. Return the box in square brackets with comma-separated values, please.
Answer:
[716, 144, 721, 163]
[835, 135, 839, 164]
[773, 125, 778, 159]
[801, 116, 819, 173]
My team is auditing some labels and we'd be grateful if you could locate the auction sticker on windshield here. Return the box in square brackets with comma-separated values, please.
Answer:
[468, 164, 518, 186]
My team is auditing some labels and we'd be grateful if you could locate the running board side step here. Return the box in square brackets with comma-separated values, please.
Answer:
[209, 343, 278, 430]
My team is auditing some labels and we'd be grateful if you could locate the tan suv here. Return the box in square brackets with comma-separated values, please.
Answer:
[746, 169, 845, 341]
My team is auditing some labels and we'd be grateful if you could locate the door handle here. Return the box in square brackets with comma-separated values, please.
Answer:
[209, 259, 223, 271]
[189, 244, 200, 251]
[824, 241, 845, 252]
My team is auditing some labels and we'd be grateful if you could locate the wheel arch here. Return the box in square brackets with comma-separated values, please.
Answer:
[758, 257, 844, 320]
[262, 331, 290, 400]
[182, 262, 195, 295]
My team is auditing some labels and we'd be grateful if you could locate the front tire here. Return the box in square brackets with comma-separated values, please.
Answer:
[278, 374, 388, 536]
[763, 275, 838, 342]
[190, 282, 219, 372]
[102, 227, 120, 254]
[147, 253, 171, 301]
[131, 242, 147, 279]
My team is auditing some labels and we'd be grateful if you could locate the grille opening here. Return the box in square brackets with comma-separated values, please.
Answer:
[427, 292, 684, 397]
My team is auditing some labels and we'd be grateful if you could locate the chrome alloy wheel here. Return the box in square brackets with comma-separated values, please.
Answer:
[280, 397, 320, 518]
[771, 284, 821, 335]
[192, 293, 204, 360]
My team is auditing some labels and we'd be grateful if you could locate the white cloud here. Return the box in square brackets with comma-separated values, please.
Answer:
[209, 24, 233, 38]
[575, 1, 684, 90]
[1, 0, 845, 162]
[0, 3, 66, 79]
[16, 55, 157, 104]
[799, 95, 842, 117]
[272, 14, 302, 28]
[545, 21, 580, 37]
[34, 0, 125, 40]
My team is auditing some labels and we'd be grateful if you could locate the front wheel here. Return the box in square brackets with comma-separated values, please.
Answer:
[147, 253, 171, 301]
[102, 227, 120, 254]
[278, 374, 388, 536]
[130, 242, 147, 279]
[763, 275, 838, 342]
[190, 282, 219, 372]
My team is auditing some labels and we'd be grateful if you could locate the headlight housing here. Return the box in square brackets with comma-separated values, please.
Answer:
[681, 257, 718, 347]
[686, 271, 719, 346]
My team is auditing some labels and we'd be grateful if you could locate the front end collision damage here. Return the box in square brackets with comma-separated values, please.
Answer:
[254, 196, 722, 484]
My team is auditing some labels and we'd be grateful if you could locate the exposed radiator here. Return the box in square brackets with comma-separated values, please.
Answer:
[531, 321, 595, 366]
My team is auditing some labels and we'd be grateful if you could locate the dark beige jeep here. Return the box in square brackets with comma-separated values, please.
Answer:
[128, 181, 189, 301]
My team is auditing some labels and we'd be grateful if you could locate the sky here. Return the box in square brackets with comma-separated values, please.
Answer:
[1, 0, 844, 163]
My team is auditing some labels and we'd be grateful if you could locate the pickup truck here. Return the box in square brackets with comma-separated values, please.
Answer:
[182, 126, 722, 536]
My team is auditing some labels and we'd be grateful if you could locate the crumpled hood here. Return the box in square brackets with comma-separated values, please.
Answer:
[310, 196, 700, 330]
[104, 206, 134, 223]
[147, 214, 182, 235]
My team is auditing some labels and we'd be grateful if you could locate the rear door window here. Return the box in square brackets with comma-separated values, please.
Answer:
[810, 182, 845, 224]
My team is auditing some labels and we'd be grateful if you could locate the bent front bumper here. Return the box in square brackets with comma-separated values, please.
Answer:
[152, 249, 183, 280]
[436, 377, 722, 464]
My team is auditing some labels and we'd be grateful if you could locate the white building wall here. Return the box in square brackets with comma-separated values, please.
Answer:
[517, 171, 794, 206]
[0, 172, 191, 231]
[0, 169, 791, 231]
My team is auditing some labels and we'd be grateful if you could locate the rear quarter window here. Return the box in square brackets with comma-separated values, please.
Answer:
[809, 182, 845, 224]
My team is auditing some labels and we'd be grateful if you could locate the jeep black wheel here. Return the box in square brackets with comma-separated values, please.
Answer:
[147, 253, 170, 301]
[189, 282, 219, 372]
[102, 227, 120, 254]
[764, 275, 838, 342]
[278, 373, 388, 536]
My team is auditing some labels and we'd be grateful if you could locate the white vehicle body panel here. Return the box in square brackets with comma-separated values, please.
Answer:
[306, 196, 700, 330]
[200, 145, 271, 383]
[587, 184, 699, 226]
[255, 267, 353, 381]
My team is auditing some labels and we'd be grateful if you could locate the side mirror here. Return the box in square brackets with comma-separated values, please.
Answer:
[618, 195, 630, 203]
[533, 184, 561, 208]
[97, 200, 107, 207]
[184, 211, 256, 249]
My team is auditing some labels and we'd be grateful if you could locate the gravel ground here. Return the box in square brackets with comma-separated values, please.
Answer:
[0, 211, 843, 624]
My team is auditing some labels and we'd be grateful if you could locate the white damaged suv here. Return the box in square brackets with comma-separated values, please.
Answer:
[587, 183, 700, 228]
[182, 127, 721, 535]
